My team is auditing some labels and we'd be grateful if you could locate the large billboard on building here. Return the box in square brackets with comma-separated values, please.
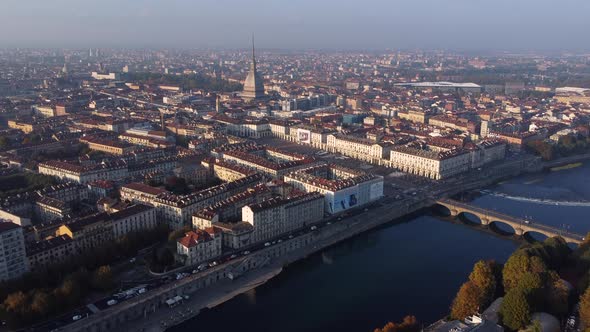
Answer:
[297, 129, 311, 144]
[330, 186, 359, 214]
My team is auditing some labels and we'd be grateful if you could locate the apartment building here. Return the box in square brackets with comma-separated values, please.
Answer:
[57, 213, 115, 253]
[26, 235, 75, 271]
[80, 136, 135, 155]
[39, 160, 128, 184]
[0, 222, 29, 281]
[389, 146, 471, 180]
[326, 134, 392, 165]
[121, 174, 263, 229]
[242, 192, 324, 244]
[192, 185, 271, 230]
[109, 204, 158, 238]
[206, 159, 255, 182]
[220, 145, 316, 179]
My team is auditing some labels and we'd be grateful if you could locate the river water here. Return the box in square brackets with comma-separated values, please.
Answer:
[171, 162, 590, 332]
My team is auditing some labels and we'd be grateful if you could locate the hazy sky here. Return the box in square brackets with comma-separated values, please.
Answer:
[0, 0, 588, 51]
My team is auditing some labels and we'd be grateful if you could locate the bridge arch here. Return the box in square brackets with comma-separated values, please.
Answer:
[457, 211, 484, 225]
[522, 231, 549, 243]
[488, 220, 517, 236]
[431, 203, 452, 217]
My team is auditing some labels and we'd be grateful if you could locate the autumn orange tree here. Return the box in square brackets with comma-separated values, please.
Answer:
[373, 315, 420, 332]
[580, 287, 590, 329]
[450, 260, 499, 320]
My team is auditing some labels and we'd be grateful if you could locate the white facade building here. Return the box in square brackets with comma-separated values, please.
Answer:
[283, 164, 384, 214]
[242, 193, 324, 243]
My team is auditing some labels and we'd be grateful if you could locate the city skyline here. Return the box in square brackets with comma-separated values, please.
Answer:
[0, 0, 589, 51]
[1, 2, 590, 331]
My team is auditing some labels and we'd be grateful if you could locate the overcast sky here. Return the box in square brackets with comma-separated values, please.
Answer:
[0, 0, 588, 51]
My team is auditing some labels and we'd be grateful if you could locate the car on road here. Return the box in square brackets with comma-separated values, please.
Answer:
[72, 315, 83, 321]
[242, 251, 250, 255]
[209, 261, 218, 267]
[107, 299, 117, 306]
[264, 242, 271, 247]
[310, 226, 317, 231]
[197, 264, 208, 271]
[230, 254, 237, 259]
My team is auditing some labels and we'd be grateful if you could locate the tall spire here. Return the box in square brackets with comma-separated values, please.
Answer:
[242, 35, 265, 101]
[251, 34, 256, 70]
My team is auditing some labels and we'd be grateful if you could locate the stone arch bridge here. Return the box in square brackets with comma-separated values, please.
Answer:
[435, 198, 584, 244]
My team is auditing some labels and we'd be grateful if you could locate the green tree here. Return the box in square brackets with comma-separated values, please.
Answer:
[546, 279, 570, 318]
[503, 253, 546, 290]
[500, 288, 531, 331]
[516, 272, 544, 312]
[451, 281, 482, 320]
[542, 237, 571, 269]
[156, 248, 174, 266]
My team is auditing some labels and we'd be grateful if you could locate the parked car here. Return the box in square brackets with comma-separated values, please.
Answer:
[107, 299, 117, 306]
